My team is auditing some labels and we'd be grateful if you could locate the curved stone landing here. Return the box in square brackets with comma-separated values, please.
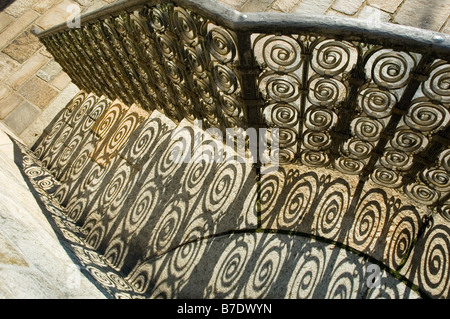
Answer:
[125, 231, 422, 299]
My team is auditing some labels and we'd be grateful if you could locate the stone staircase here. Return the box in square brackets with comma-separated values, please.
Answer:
[1, 0, 449, 300]
[8, 88, 443, 299]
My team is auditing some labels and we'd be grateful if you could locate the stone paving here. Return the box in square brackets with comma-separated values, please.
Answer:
[0, 0, 116, 147]
[221, 0, 450, 34]
[0, 0, 449, 147]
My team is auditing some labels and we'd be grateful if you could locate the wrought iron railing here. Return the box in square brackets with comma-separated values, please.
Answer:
[34, 0, 450, 220]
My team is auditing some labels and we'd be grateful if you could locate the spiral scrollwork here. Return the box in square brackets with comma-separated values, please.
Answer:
[418, 225, 450, 297]
[148, 7, 169, 32]
[391, 127, 428, 154]
[300, 150, 330, 167]
[261, 35, 303, 72]
[370, 50, 415, 89]
[169, 239, 207, 287]
[204, 162, 241, 213]
[311, 39, 356, 76]
[384, 208, 419, 270]
[213, 64, 238, 94]
[219, 94, 243, 118]
[277, 148, 297, 164]
[343, 138, 373, 160]
[439, 149, 450, 172]
[379, 149, 414, 171]
[422, 62, 450, 104]
[308, 77, 347, 107]
[206, 234, 255, 298]
[404, 100, 449, 133]
[422, 168, 450, 192]
[206, 26, 236, 63]
[155, 34, 178, 60]
[268, 103, 299, 128]
[351, 117, 384, 143]
[404, 182, 439, 205]
[333, 157, 364, 175]
[151, 198, 186, 254]
[184, 45, 207, 76]
[243, 239, 286, 298]
[303, 131, 332, 151]
[171, 7, 198, 44]
[164, 60, 184, 83]
[439, 203, 450, 222]
[351, 191, 386, 253]
[287, 245, 326, 298]
[314, 181, 349, 239]
[192, 76, 214, 105]
[371, 166, 403, 188]
[305, 107, 338, 131]
[260, 73, 301, 103]
[359, 86, 397, 118]
[125, 184, 159, 235]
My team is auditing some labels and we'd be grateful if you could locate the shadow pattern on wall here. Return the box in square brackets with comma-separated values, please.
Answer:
[26, 90, 450, 298]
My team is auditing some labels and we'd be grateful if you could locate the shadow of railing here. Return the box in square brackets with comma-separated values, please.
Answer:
[28, 90, 450, 298]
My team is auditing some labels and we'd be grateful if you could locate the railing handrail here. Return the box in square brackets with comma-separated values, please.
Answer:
[34, 0, 450, 58]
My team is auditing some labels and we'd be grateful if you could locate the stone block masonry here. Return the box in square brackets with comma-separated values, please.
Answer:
[0, 0, 118, 146]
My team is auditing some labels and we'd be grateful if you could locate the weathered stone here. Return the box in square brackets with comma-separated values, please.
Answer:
[271, 0, 301, 13]
[51, 71, 72, 90]
[20, 83, 79, 147]
[38, 46, 54, 59]
[332, 0, 365, 15]
[326, 8, 351, 17]
[7, 52, 50, 90]
[34, 0, 79, 30]
[240, 0, 274, 12]
[357, 5, 391, 23]
[2, 28, 42, 63]
[83, 0, 108, 14]
[394, 0, 450, 31]
[292, 0, 334, 15]
[368, 0, 404, 13]
[0, 150, 107, 298]
[0, 10, 38, 50]
[4, 0, 39, 18]
[0, 12, 14, 32]
[0, 232, 28, 266]
[0, 53, 20, 82]
[0, 86, 9, 101]
[0, 88, 23, 120]
[74, 0, 97, 6]
[18, 76, 59, 109]
[216, 0, 248, 11]
[3, 100, 40, 134]
[36, 60, 63, 82]
[31, 0, 65, 14]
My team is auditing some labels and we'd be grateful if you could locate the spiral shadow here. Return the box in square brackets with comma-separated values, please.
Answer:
[404, 220, 450, 298]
